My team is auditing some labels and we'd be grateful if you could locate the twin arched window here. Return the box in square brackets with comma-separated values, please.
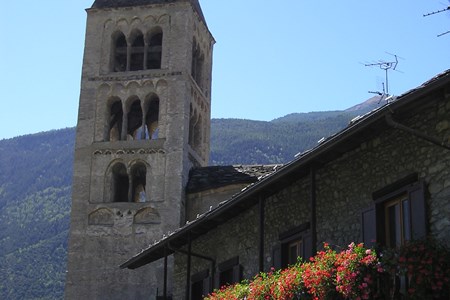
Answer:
[110, 162, 147, 203]
[107, 95, 160, 142]
[112, 28, 163, 72]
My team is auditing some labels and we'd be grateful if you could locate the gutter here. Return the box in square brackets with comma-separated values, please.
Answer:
[385, 114, 450, 151]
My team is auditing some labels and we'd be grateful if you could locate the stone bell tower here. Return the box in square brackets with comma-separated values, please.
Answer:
[65, 0, 214, 298]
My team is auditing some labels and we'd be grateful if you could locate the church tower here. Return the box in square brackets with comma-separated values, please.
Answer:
[65, 0, 214, 298]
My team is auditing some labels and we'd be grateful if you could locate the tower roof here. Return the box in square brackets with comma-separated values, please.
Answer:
[91, 0, 206, 24]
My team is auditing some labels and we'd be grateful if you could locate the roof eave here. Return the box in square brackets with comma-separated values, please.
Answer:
[121, 69, 450, 269]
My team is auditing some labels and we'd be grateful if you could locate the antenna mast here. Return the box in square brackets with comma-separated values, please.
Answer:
[365, 53, 400, 98]
[423, 5, 450, 37]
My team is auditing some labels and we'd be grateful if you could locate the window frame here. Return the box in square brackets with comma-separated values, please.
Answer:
[361, 175, 427, 248]
[191, 269, 210, 300]
[214, 256, 242, 289]
[273, 223, 312, 270]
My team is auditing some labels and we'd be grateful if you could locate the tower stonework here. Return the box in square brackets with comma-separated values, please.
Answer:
[65, 0, 214, 298]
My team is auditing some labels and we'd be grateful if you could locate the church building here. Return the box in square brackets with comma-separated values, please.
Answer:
[65, 0, 216, 298]
[66, 0, 450, 299]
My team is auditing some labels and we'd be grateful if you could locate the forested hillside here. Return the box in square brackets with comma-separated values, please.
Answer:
[0, 99, 379, 299]
[210, 111, 356, 165]
[0, 129, 74, 299]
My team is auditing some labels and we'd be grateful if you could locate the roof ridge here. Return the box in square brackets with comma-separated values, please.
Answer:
[91, 0, 207, 25]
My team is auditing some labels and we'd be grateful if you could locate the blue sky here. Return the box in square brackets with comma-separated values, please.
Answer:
[0, 0, 449, 140]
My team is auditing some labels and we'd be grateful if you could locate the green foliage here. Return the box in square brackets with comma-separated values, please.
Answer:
[210, 111, 361, 165]
[0, 129, 74, 300]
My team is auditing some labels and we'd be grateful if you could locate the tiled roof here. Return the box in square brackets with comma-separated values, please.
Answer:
[91, 0, 206, 24]
[186, 165, 282, 193]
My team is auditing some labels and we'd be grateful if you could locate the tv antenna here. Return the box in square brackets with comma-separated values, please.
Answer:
[364, 53, 402, 102]
[423, 3, 450, 37]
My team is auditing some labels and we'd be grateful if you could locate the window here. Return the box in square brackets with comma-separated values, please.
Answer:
[384, 194, 412, 248]
[362, 175, 427, 248]
[287, 240, 303, 266]
[147, 29, 162, 69]
[145, 95, 160, 140]
[107, 161, 148, 203]
[106, 95, 161, 142]
[214, 257, 242, 288]
[362, 176, 427, 298]
[130, 31, 145, 71]
[127, 99, 143, 140]
[189, 104, 203, 153]
[111, 28, 162, 72]
[191, 37, 204, 89]
[112, 32, 127, 72]
[273, 224, 312, 270]
[111, 163, 129, 202]
[130, 163, 147, 203]
[191, 270, 210, 300]
[108, 99, 123, 141]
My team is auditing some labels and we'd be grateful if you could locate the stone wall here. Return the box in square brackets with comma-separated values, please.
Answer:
[66, 1, 214, 299]
[173, 91, 450, 299]
[186, 183, 251, 222]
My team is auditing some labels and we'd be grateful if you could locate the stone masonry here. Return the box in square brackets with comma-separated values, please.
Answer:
[65, 1, 214, 299]
[172, 82, 450, 299]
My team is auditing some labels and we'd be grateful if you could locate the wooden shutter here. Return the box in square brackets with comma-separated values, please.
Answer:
[213, 272, 220, 290]
[272, 243, 282, 270]
[409, 181, 427, 240]
[203, 276, 211, 297]
[361, 205, 376, 248]
[232, 264, 242, 284]
[303, 232, 313, 260]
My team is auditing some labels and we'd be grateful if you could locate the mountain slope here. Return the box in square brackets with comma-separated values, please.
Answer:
[0, 129, 74, 299]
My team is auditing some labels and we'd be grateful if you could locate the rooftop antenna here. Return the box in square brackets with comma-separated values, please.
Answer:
[423, 3, 450, 37]
[423, 5, 450, 17]
[364, 53, 402, 103]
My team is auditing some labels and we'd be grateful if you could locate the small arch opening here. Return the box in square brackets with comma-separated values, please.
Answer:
[194, 115, 203, 149]
[111, 163, 129, 202]
[147, 29, 162, 69]
[127, 99, 143, 140]
[191, 38, 204, 89]
[130, 31, 145, 71]
[189, 105, 198, 147]
[112, 32, 127, 72]
[145, 95, 160, 140]
[131, 162, 147, 202]
[108, 100, 123, 141]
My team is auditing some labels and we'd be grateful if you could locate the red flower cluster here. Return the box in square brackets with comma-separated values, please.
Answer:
[301, 243, 336, 299]
[302, 243, 381, 300]
[205, 239, 450, 300]
[206, 243, 382, 300]
[395, 239, 450, 300]
[333, 243, 379, 300]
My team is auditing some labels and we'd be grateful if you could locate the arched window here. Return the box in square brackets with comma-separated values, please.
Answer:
[112, 32, 127, 72]
[130, 162, 147, 202]
[145, 95, 160, 140]
[147, 28, 163, 69]
[189, 104, 198, 147]
[194, 115, 203, 149]
[108, 99, 123, 141]
[111, 163, 129, 202]
[191, 38, 204, 88]
[127, 99, 143, 140]
[130, 31, 145, 71]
